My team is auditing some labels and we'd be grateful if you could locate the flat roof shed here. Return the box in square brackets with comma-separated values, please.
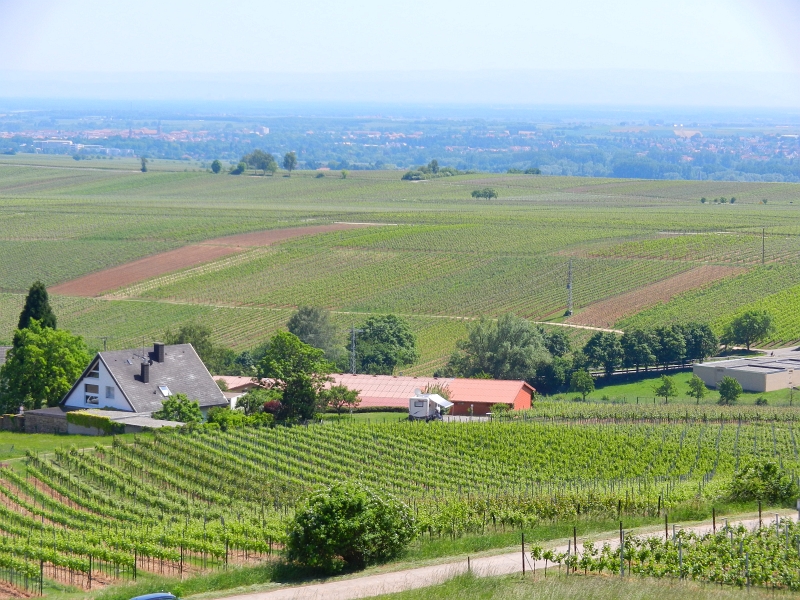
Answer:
[693, 356, 800, 393]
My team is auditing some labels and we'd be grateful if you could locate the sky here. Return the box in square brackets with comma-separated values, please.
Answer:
[1, 0, 799, 106]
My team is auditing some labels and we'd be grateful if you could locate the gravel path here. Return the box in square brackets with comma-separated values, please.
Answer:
[214, 512, 797, 600]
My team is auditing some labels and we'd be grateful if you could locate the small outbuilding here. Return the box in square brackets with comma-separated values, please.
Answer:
[408, 390, 453, 421]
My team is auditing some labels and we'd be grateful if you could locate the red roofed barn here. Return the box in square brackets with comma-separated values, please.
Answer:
[329, 375, 533, 416]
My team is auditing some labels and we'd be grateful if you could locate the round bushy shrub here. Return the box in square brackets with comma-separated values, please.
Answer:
[285, 482, 416, 573]
[728, 458, 798, 504]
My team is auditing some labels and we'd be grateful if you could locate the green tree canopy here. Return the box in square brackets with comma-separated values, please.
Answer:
[152, 393, 203, 423]
[235, 387, 279, 415]
[446, 314, 548, 381]
[717, 376, 743, 405]
[210, 159, 222, 174]
[283, 151, 298, 174]
[652, 325, 686, 369]
[257, 331, 332, 422]
[319, 384, 361, 416]
[287, 306, 343, 363]
[687, 374, 708, 404]
[620, 328, 656, 372]
[243, 149, 277, 175]
[164, 322, 214, 363]
[727, 458, 799, 503]
[18, 280, 56, 330]
[356, 315, 419, 375]
[653, 374, 678, 404]
[542, 328, 571, 357]
[723, 310, 775, 350]
[569, 369, 595, 401]
[679, 322, 719, 362]
[583, 332, 623, 378]
[285, 482, 416, 573]
[0, 320, 90, 411]
[471, 188, 498, 199]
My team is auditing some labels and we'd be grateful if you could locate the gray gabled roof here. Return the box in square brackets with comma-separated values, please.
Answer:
[62, 343, 227, 414]
[0, 346, 10, 367]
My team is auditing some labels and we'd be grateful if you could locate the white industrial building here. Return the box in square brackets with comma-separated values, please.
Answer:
[693, 356, 800, 393]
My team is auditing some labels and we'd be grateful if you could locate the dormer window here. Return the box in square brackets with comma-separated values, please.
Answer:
[87, 361, 100, 378]
[158, 385, 172, 397]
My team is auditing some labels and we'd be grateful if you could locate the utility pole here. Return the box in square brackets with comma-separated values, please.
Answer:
[565, 258, 573, 316]
[350, 325, 363, 375]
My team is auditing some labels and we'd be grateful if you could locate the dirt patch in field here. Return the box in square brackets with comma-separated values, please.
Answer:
[50, 223, 371, 297]
[565, 265, 746, 328]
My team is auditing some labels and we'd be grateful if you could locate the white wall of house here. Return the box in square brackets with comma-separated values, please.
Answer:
[63, 358, 133, 411]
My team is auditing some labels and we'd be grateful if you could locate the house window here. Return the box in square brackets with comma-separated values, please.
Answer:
[87, 362, 100, 378]
[105, 386, 115, 400]
[85, 384, 99, 405]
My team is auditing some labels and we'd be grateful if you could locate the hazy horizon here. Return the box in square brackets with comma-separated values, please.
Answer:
[2, 0, 800, 108]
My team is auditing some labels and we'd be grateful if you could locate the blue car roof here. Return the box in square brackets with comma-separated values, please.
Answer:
[130, 594, 176, 600]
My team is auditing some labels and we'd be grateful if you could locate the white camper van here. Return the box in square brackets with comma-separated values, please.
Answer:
[408, 389, 453, 421]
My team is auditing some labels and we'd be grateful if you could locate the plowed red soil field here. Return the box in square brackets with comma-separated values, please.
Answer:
[565, 265, 745, 328]
[50, 223, 371, 297]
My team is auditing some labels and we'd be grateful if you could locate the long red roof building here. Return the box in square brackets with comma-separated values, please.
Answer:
[329, 374, 534, 416]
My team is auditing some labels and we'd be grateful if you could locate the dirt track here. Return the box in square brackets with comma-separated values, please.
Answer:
[49, 223, 372, 297]
[566, 265, 745, 329]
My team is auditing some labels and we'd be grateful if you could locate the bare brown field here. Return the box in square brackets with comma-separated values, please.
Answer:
[50, 223, 370, 297]
[565, 265, 746, 328]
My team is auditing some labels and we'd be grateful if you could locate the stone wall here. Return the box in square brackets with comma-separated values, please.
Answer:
[24, 412, 67, 434]
[0, 415, 24, 432]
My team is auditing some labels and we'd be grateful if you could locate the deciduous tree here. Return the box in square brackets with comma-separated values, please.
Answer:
[257, 331, 332, 422]
[283, 151, 297, 174]
[653, 374, 678, 404]
[319, 384, 361, 416]
[356, 315, 419, 375]
[152, 393, 203, 423]
[717, 376, 742, 405]
[0, 320, 90, 410]
[687, 374, 708, 404]
[722, 310, 775, 351]
[446, 314, 548, 381]
[583, 332, 623, 378]
[569, 369, 594, 401]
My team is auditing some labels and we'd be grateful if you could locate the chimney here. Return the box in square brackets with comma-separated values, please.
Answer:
[153, 342, 165, 363]
[141, 362, 150, 383]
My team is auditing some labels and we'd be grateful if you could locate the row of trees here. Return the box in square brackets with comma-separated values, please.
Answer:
[434, 315, 724, 395]
[211, 150, 298, 176]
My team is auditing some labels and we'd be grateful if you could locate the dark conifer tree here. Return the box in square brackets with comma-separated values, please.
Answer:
[17, 280, 56, 330]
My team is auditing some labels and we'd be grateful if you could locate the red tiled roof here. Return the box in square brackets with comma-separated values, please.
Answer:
[329, 374, 533, 409]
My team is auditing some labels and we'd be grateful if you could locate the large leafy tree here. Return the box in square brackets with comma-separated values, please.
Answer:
[583, 332, 623, 378]
[0, 320, 90, 410]
[569, 369, 594, 401]
[152, 393, 203, 423]
[164, 322, 214, 361]
[243, 149, 277, 175]
[652, 325, 686, 369]
[288, 306, 343, 363]
[678, 322, 719, 363]
[286, 482, 416, 573]
[723, 310, 775, 351]
[620, 328, 656, 372]
[717, 375, 742, 405]
[446, 314, 549, 381]
[356, 315, 419, 375]
[257, 331, 332, 422]
[319, 384, 361, 416]
[18, 280, 56, 330]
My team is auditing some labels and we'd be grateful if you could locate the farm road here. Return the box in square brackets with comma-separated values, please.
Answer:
[213, 512, 797, 600]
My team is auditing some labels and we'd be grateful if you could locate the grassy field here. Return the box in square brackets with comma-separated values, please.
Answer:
[3, 158, 800, 370]
[372, 572, 782, 600]
[551, 369, 800, 406]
